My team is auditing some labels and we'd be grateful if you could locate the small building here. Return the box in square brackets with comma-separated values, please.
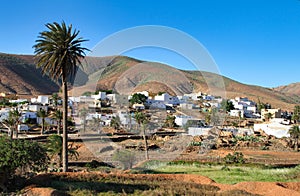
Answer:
[261, 108, 281, 121]
[92, 91, 107, 100]
[28, 104, 48, 113]
[37, 96, 49, 105]
[132, 103, 145, 110]
[230, 109, 244, 118]
[175, 115, 192, 127]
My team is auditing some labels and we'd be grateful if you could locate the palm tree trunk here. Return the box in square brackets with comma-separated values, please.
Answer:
[142, 124, 149, 160]
[41, 118, 44, 135]
[15, 126, 18, 138]
[62, 79, 68, 172]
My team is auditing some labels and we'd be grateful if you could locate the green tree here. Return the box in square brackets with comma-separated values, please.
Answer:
[37, 109, 48, 135]
[134, 112, 149, 160]
[0, 136, 48, 192]
[129, 93, 147, 106]
[221, 99, 234, 112]
[292, 105, 300, 124]
[34, 21, 88, 172]
[47, 135, 79, 168]
[164, 115, 176, 128]
[264, 112, 273, 122]
[289, 125, 300, 151]
[110, 115, 121, 130]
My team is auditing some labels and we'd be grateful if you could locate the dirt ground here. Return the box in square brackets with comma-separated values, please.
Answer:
[71, 140, 300, 165]
[50, 141, 300, 196]
[24, 172, 300, 196]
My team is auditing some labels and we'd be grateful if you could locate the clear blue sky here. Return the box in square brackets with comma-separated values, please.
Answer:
[1, 0, 300, 88]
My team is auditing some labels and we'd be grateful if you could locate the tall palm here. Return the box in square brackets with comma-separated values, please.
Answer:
[37, 109, 47, 135]
[33, 21, 88, 172]
[289, 125, 300, 151]
[134, 112, 149, 160]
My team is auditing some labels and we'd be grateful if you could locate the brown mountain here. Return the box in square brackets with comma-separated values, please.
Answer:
[0, 53, 299, 110]
[273, 83, 300, 98]
[0, 53, 59, 95]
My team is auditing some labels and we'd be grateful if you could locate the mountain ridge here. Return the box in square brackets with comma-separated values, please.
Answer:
[0, 53, 299, 110]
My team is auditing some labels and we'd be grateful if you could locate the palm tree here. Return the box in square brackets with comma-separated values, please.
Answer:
[79, 107, 88, 133]
[51, 93, 60, 107]
[47, 134, 79, 168]
[110, 116, 121, 130]
[51, 109, 62, 135]
[33, 21, 88, 172]
[165, 115, 176, 128]
[134, 112, 149, 160]
[289, 125, 300, 151]
[2, 108, 21, 138]
[37, 109, 47, 135]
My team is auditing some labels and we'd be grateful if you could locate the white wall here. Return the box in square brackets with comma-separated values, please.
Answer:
[253, 123, 291, 138]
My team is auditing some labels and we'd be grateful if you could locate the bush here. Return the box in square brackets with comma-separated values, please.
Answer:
[112, 150, 136, 170]
[223, 152, 245, 164]
[0, 136, 48, 192]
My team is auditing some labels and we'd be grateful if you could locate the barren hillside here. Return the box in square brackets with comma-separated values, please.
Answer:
[0, 53, 299, 110]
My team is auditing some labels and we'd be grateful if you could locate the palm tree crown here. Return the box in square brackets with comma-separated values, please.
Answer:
[33, 21, 88, 81]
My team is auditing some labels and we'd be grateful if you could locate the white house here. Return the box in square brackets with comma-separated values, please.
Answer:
[149, 101, 166, 109]
[37, 117, 58, 126]
[28, 104, 48, 112]
[261, 108, 281, 121]
[230, 109, 244, 118]
[106, 94, 117, 103]
[132, 103, 145, 110]
[179, 103, 194, 110]
[117, 111, 136, 127]
[0, 108, 10, 122]
[154, 93, 180, 105]
[37, 96, 49, 105]
[92, 91, 107, 100]
[183, 92, 203, 101]
[175, 115, 193, 127]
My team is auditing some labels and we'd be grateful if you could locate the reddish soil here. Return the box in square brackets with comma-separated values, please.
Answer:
[24, 172, 300, 196]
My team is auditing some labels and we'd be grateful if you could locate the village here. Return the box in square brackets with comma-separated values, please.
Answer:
[0, 90, 297, 141]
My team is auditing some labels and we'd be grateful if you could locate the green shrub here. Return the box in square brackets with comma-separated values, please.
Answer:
[0, 136, 48, 191]
[224, 152, 245, 164]
[112, 149, 136, 170]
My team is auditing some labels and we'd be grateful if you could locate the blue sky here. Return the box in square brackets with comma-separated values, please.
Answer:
[1, 0, 300, 88]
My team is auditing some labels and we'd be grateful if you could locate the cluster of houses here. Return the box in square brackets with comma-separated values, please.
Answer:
[0, 90, 295, 138]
